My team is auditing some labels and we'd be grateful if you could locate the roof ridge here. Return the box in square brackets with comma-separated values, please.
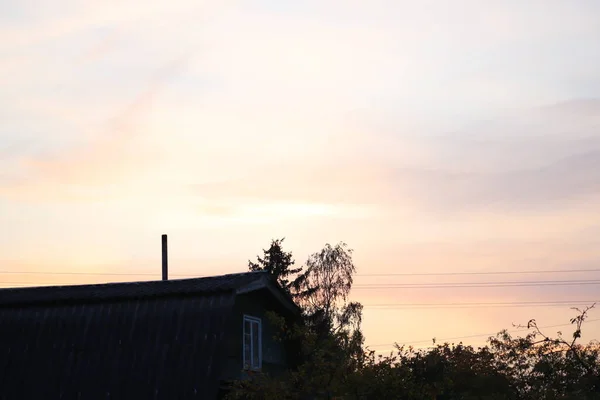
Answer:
[0, 270, 270, 306]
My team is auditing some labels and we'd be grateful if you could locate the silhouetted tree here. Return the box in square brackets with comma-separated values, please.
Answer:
[232, 241, 364, 400]
[248, 238, 303, 295]
[296, 242, 358, 329]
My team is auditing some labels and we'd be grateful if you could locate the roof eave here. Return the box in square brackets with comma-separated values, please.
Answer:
[236, 275, 301, 315]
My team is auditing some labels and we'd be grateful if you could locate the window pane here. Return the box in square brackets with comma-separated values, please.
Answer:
[252, 321, 260, 368]
[244, 319, 252, 369]
[244, 332, 251, 369]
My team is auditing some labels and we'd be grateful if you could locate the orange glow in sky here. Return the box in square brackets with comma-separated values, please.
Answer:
[1, 0, 600, 350]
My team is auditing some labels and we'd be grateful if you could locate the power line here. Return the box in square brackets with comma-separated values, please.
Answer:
[365, 300, 598, 307]
[2, 279, 600, 290]
[0, 282, 595, 311]
[353, 279, 600, 289]
[356, 268, 600, 277]
[3, 279, 600, 287]
[356, 279, 598, 286]
[3, 273, 595, 349]
[0, 267, 599, 278]
[364, 300, 599, 309]
[0, 282, 596, 311]
[365, 305, 594, 310]
[368, 318, 600, 349]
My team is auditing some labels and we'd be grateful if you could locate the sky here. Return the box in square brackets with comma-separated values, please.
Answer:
[1, 0, 600, 351]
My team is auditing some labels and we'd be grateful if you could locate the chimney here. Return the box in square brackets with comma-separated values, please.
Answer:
[162, 234, 168, 281]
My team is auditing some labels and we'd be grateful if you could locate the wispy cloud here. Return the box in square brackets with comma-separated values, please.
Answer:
[0, 54, 193, 201]
[1, 0, 600, 347]
[75, 26, 122, 66]
[389, 150, 600, 213]
[370, 100, 600, 213]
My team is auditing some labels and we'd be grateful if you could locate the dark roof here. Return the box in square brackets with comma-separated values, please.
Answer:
[0, 270, 271, 306]
[0, 271, 297, 400]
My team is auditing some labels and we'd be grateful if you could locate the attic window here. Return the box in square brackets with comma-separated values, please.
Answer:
[243, 315, 262, 370]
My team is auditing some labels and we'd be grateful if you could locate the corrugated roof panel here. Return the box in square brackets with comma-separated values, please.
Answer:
[0, 271, 268, 306]
[0, 292, 236, 399]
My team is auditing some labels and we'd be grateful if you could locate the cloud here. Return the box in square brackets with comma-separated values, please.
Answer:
[0, 55, 193, 202]
[391, 150, 600, 213]
[2, 0, 600, 351]
[0, 1, 216, 51]
[374, 100, 600, 213]
[158, 98, 600, 221]
[186, 140, 392, 221]
[191, 161, 387, 204]
[74, 26, 122, 66]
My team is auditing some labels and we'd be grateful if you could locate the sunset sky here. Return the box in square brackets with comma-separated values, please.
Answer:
[2, 0, 600, 350]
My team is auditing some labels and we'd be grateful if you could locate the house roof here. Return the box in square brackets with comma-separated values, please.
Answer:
[0, 270, 290, 306]
[0, 270, 299, 399]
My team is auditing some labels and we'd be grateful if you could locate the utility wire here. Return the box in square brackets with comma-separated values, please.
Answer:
[0, 282, 596, 310]
[3, 272, 595, 349]
[365, 300, 599, 307]
[353, 280, 600, 289]
[356, 268, 600, 277]
[365, 304, 596, 310]
[364, 300, 599, 309]
[2, 279, 600, 289]
[356, 279, 599, 286]
[0, 267, 599, 277]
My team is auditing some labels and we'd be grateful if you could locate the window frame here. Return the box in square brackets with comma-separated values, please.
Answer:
[242, 314, 262, 371]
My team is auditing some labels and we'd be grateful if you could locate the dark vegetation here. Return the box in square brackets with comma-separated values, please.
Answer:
[229, 238, 600, 399]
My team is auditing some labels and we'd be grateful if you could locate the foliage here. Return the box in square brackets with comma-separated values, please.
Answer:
[295, 242, 360, 331]
[234, 240, 600, 400]
[486, 304, 600, 399]
[232, 241, 364, 399]
[229, 307, 600, 399]
[248, 238, 303, 295]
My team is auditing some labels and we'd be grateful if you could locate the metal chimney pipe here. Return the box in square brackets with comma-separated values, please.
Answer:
[162, 234, 168, 281]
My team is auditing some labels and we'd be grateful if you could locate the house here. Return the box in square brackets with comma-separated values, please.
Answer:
[0, 271, 301, 399]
